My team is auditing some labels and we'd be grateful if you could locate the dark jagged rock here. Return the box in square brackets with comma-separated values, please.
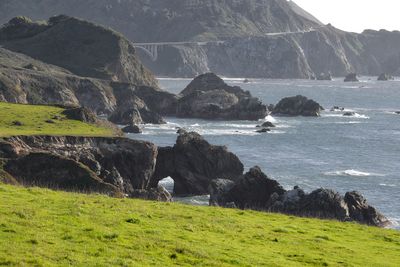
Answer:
[377, 73, 394, 81]
[261, 121, 276, 128]
[0, 136, 158, 196]
[272, 95, 324, 116]
[209, 168, 390, 227]
[4, 152, 119, 195]
[344, 73, 359, 82]
[344, 191, 390, 227]
[220, 166, 285, 210]
[62, 107, 98, 124]
[176, 73, 267, 120]
[316, 72, 333, 81]
[152, 131, 244, 195]
[208, 179, 235, 206]
[122, 124, 142, 134]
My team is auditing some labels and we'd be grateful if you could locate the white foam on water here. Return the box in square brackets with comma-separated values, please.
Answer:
[379, 183, 397, 187]
[323, 169, 384, 177]
[263, 115, 277, 123]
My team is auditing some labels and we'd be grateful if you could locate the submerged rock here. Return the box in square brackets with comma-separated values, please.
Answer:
[259, 121, 276, 128]
[344, 73, 359, 82]
[176, 73, 267, 120]
[256, 128, 271, 133]
[272, 95, 324, 116]
[343, 112, 356, 116]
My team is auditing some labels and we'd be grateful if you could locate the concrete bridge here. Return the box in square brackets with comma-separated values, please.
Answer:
[133, 28, 320, 61]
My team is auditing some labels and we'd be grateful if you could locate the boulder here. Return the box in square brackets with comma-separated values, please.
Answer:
[176, 73, 267, 120]
[152, 131, 244, 195]
[377, 73, 394, 81]
[344, 73, 359, 82]
[122, 124, 142, 134]
[62, 107, 98, 124]
[316, 72, 332, 81]
[260, 121, 276, 128]
[208, 179, 235, 206]
[344, 191, 391, 227]
[272, 95, 324, 116]
[221, 166, 285, 209]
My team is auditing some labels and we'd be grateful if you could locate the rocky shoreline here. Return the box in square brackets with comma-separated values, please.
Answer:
[0, 130, 391, 227]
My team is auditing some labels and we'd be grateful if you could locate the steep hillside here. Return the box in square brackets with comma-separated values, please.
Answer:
[0, 183, 399, 266]
[0, 15, 158, 87]
[0, 0, 318, 42]
[1, 0, 400, 78]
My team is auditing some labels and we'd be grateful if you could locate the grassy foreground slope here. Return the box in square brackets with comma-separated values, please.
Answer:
[0, 102, 114, 137]
[0, 184, 399, 266]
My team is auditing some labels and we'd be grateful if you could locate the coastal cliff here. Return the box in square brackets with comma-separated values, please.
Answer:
[1, 0, 400, 78]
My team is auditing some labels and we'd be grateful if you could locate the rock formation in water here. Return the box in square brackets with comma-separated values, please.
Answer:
[2, 1, 400, 79]
[209, 167, 391, 227]
[152, 131, 244, 195]
[344, 73, 359, 82]
[176, 73, 268, 120]
[272, 95, 324, 116]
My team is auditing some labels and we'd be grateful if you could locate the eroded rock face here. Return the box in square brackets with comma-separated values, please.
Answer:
[0, 136, 158, 196]
[272, 95, 324, 116]
[4, 152, 119, 195]
[176, 73, 267, 120]
[152, 131, 244, 195]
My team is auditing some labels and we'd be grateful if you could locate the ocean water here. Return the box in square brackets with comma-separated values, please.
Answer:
[131, 77, 400, 229]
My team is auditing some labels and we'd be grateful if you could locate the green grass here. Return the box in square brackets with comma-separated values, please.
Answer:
[0, 184, 399, 266]
[0, 102, 114, 137]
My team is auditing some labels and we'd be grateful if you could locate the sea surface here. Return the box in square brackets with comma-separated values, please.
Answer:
[130, 77, 400, 229]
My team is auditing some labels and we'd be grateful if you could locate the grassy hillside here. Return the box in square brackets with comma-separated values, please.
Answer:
[0, 183, 399, 266]
[0, 102, 114, 137]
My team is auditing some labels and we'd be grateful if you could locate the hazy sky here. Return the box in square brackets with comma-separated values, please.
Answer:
[292, 0, 400, 33]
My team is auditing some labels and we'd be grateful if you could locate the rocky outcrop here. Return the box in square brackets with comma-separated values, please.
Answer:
[0, 136, 158, 197]
[344, 73, 359, 82]
[210, 167, 390, 227]
[0, 15, 158, 87]
[176, 73, 267, 120]
[272, 95, 324, 116]
[122, 124, 142, 134]
[152, 131, 244, 195]
[61, 107, 98, 124]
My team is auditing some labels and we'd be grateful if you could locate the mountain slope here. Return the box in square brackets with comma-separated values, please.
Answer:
[1, 0, 400, 78]
[0, 0, 318, 42]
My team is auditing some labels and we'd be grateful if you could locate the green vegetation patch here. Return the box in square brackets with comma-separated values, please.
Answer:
[0, 183, 399, 266]
[0, 102, 114, 137]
